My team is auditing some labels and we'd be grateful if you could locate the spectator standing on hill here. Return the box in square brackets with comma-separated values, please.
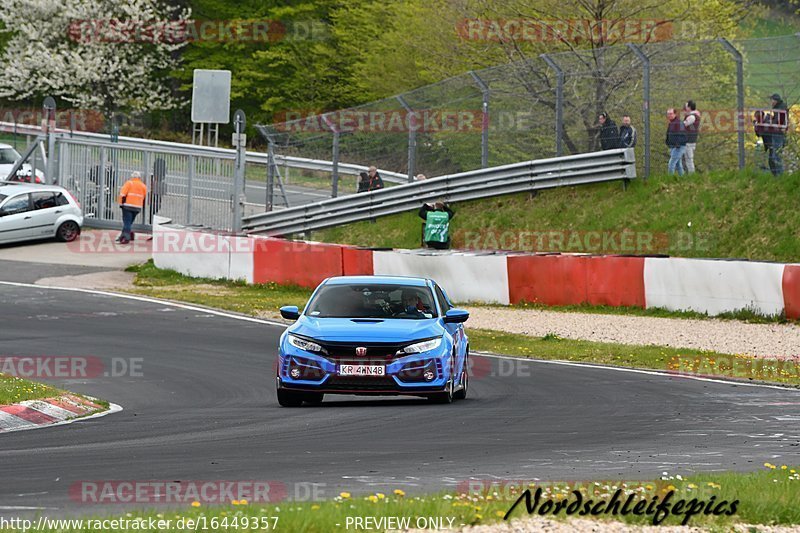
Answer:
[753, 109, 772, 172]
[619, 115, 637, 148]
[766, 93, 788, 176]
[666, 108, 687, 176]
[418, 201, 454, 249]
[682, 101, 701, 174]
[597, 113, 620, 150]
[357, 166, 385, 193]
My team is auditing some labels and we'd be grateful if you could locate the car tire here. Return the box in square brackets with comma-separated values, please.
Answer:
[453, 353, 468, 400]
[55, 221, 80, 242]
[277, 389, 305, 407]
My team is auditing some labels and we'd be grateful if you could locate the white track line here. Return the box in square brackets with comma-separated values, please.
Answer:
[1, 280, 797, 393]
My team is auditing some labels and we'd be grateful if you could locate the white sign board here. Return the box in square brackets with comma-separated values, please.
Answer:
[191, 70, 231, 124]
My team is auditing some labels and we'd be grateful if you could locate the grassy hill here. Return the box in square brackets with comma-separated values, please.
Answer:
[314, 170, 800, 262]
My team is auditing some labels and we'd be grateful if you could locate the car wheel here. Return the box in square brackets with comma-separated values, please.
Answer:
[453, 353, 468, 400]
[303, 392, 324, 405]
[277, 389, 304, 407]
[56, 221, 80, 242]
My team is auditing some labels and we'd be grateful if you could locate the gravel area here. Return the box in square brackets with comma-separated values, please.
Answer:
[35, 270, 136, 290]
[465, 307, 800, 359]
[406, 517, 800, 532]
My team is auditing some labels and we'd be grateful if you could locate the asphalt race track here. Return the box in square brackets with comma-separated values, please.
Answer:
[1, 282, 799, 515]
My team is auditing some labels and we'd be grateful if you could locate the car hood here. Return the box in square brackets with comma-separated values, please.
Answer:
[289, 316, 444, 343]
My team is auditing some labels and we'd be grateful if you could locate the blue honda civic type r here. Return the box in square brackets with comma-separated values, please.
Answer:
[276, 276, 470, 406]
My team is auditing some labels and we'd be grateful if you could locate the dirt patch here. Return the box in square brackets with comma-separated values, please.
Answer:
[36, 271, 137, 290]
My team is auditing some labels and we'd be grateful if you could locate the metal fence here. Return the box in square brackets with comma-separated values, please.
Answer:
[0, 120, 416, 230]
[258, 34, 800, 190]
[243, 148, 636, 236]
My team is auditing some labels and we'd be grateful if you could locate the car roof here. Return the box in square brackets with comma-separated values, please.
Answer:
[0, 143, 14, 150]
[325, 275, 431, 287]
[0, 182, 66, 195]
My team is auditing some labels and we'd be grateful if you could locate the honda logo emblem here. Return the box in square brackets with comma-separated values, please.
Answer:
[355, 347, 367, 356]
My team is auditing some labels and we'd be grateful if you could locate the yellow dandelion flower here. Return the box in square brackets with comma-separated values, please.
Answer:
[311, 505, 320, 510]
[393, 489, 405, 497]
[191, 501, 201, 508]
[340, 492, 351, 499]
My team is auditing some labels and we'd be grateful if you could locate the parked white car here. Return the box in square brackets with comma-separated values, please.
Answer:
[0, 143, 45, 183]
[0, 182, 83, 243]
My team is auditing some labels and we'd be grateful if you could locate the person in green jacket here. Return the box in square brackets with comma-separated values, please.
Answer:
[418, 201, 455, 249]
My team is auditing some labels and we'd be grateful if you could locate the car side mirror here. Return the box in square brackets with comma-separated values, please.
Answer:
[444, 309, 469, 323]
[280, 305, 300, 320]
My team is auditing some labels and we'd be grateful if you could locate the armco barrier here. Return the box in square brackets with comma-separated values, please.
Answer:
[783, 265, 800, 320]
[643, 257, 786, 317]
[151, 223, 799, 319]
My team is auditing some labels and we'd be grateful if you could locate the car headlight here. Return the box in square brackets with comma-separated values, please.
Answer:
[287, 334, 328, 354]
[397, 337, 442, 355]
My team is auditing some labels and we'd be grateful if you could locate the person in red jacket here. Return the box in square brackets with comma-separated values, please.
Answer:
[117, 171, 147, 244]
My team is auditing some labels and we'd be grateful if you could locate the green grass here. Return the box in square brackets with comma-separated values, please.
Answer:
[18, 466, 800, 531]
[313, 170, 800, 262]
[0, 373, 64, 405]
[482, 301, 790, 324]
[124, 262, 800, 387]
[125, 261, 311, 316]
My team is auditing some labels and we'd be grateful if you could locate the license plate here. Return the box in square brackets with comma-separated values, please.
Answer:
[338, 364, 385, 377]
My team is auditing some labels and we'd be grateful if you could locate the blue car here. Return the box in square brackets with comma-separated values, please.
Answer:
[276, 276, 470, 406]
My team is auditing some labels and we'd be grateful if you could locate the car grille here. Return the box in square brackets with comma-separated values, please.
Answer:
[318, 341, 408, 363]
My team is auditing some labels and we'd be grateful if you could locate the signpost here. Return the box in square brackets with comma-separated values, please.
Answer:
[191, 69, 232, 146]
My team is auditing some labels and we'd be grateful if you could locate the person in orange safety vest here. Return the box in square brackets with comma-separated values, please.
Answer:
[117, 171, 147, 244]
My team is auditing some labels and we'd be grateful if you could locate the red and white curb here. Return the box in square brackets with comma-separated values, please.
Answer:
[0, 394, 121, 433]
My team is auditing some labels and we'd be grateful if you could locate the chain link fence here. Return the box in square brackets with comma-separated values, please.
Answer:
[258, 33, 800, 201]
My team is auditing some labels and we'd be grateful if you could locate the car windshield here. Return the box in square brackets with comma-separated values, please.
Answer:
[0, 148, 21, 165]
[305, 283, 438, 319]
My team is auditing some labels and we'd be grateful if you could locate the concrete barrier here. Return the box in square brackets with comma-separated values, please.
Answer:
[151, 224, 799, 318]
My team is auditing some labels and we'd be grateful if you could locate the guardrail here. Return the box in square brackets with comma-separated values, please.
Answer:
[243, 148, 636, 235]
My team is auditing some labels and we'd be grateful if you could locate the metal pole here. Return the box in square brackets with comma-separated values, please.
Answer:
[541, 54, 564, 157]
[187, 155, 194, 225]
[98, 147, 107, 221]
[719, 38, 745, 170]
[322, 113, 340, 197]
[627, 44, 651, 179]
[232, 110, 246, 232]
[469, 71, 490, 168]
[397, 95, 416, 182]
[266, 139, 276, 212]
[43, 97, 56, 184]
[142, 151, 151, 224]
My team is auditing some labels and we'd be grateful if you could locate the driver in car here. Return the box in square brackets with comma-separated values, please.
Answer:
[399, 290, 427, 318]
